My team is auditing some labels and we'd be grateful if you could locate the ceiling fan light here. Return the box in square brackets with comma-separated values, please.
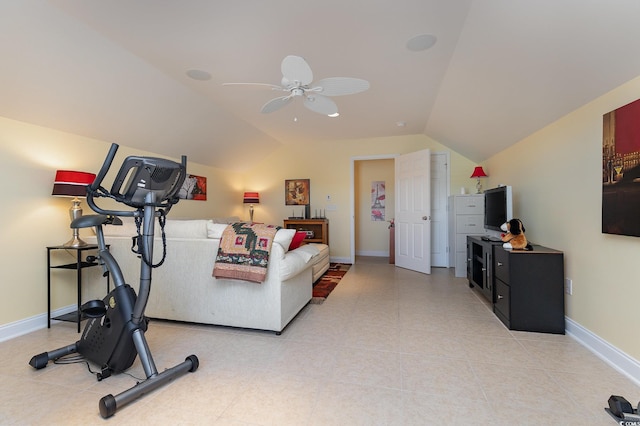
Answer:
[230, 55, 366, 116]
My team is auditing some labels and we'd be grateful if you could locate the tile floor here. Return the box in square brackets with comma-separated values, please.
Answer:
[1, 256, 638, 425]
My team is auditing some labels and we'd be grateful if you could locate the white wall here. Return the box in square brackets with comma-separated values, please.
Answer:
[0, 116, 241, 327]
[484, 74, 640, 363]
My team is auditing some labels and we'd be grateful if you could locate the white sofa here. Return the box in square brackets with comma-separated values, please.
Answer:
[87, 217, 321, 334]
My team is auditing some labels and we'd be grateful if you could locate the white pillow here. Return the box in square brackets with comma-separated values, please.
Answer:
[206, 222, 229, 239]
[274, 228, 296, 252]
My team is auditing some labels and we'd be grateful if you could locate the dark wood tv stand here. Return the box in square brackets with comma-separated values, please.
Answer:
[467, 236, 565, 334]
[467, 236, 502, 302]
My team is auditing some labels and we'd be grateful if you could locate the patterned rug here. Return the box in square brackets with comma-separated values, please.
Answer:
[310, 263, 351, 304]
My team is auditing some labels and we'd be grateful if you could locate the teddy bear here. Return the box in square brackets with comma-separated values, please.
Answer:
[500, 218, 532, 250]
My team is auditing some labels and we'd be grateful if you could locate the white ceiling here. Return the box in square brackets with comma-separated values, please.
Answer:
[2, 1, 640, 171]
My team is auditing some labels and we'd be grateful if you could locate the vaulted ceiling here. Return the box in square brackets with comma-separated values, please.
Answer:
[2, 1, 640, 171]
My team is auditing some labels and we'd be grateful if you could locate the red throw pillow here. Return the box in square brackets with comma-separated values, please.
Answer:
[289, 231, 307, 250]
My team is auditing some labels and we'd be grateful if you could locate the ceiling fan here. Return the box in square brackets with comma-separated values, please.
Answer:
[223, 55, 370, 116]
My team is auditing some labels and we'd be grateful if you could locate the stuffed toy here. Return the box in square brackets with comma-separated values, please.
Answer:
[501, 218, 532, 250]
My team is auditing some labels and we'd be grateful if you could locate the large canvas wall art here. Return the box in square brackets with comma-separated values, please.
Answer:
[602, 98, 640, 236]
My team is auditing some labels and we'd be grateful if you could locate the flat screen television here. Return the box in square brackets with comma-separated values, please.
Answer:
[484, 185, 513, 233]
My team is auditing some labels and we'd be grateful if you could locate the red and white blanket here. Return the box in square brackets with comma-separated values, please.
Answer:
[212, 222, 280, 283]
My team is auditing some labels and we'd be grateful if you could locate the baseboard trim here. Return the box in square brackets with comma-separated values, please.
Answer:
[355, 250, 388, 257]
[330, 256, 351, 264]
[566, 316, 640, 387]
[0, 305, 75, 343]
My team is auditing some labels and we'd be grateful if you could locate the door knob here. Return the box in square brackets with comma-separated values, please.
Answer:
[422, 216, 430, 220]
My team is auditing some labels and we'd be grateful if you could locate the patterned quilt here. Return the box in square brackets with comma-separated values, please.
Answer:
[212, 222, 281, 283]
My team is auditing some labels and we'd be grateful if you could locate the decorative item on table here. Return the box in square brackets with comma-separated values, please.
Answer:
[243, 191, 260, 222]
[500, 218, 533, 250]
[285, 179, 310, 219]
[470, 166, 488, 194]
[51, 170, 96, 247]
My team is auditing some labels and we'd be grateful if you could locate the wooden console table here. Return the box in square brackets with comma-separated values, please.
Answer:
[283, 219, 329, 245]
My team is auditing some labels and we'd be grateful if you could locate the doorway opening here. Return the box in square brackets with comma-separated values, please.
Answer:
[350, 152, 449, 266]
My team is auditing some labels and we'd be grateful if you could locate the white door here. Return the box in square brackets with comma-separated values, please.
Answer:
[395, 149, 431, 274]
[430, 153, 449, 267]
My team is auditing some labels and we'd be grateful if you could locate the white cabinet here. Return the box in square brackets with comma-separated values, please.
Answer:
[448, 195, 484, 277]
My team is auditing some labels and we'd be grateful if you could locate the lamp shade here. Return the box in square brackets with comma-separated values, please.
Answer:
[470, 166, 488, 178]
[243, 192, 260, 204]
[52, 170, 96, 197]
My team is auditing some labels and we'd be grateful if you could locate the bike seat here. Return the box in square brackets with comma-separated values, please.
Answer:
[71, 214, 123, 229]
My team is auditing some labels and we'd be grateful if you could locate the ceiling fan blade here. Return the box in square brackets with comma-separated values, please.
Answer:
[222, 82, 284, 91]
[311, 77, 370, 96]
[303, 94, 338, 116]
[261, 95, 293, 113]
[281, 55, 313, 86]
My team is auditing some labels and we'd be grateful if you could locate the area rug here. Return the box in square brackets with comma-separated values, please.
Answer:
[310, 263, 351, 304]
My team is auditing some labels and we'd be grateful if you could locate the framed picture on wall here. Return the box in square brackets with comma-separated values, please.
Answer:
[371, 181, 385, 221]
[178, 174, 207, 200]
[285, 179, 310, 206]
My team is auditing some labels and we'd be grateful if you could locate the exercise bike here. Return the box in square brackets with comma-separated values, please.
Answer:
[29, 143, 199, 418]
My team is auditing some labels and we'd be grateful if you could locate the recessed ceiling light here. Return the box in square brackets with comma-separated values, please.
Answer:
[406, 34, 437, 52]
[186, 69, 212, 81]
[328, 113, 339, 118]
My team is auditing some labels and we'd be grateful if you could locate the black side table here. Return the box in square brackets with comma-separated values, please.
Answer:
[47, 245, 110, 332]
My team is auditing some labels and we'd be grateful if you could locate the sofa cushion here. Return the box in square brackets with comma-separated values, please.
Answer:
[207, 222, 229, 239]
[103, 217, 211, 239]
[292, 244, 320, 262]
[164, 219, 210, 238]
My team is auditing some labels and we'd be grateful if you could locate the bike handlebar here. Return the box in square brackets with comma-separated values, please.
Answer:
[90, 143, 119, 193]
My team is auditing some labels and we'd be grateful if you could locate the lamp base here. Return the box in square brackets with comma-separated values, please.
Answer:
[63, 235, 88, 248]
[62, 197, 88, 247]
[475, 178, 483, 194]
